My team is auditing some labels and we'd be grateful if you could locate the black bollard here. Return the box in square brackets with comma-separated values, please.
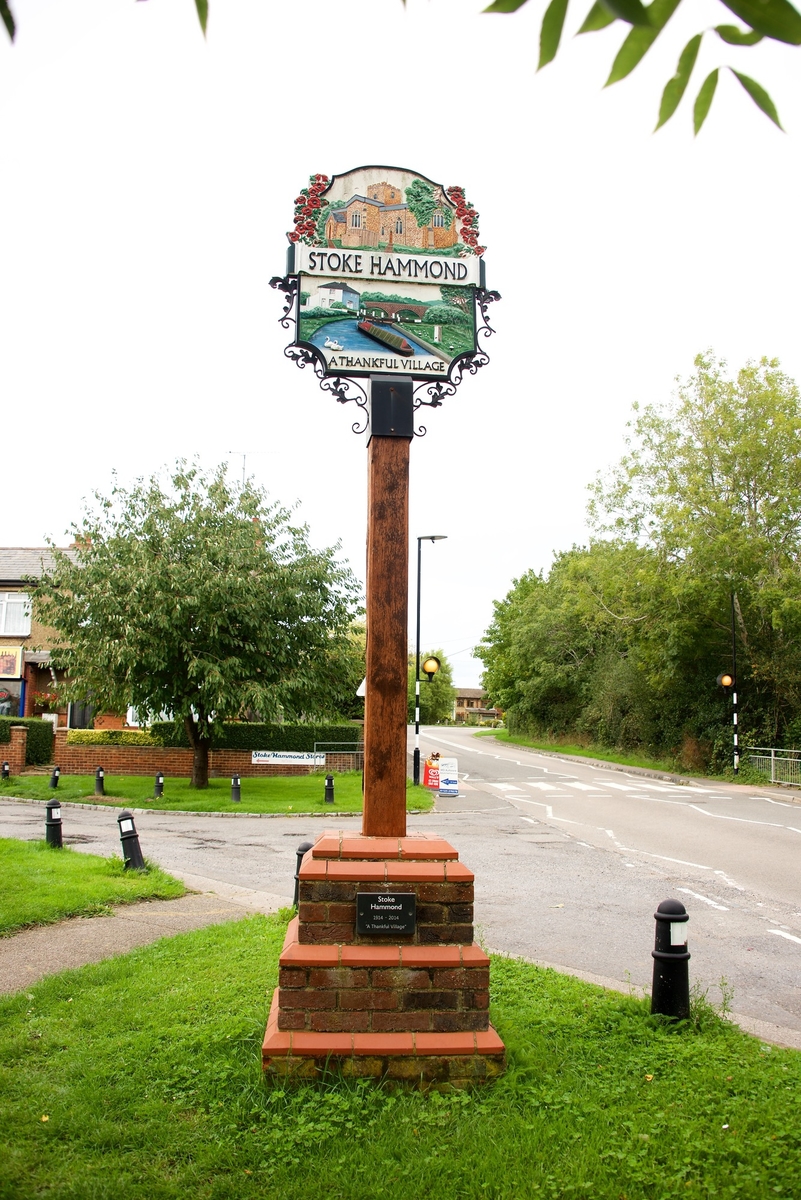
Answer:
[154, 772, 164, 799]
[45, 797, 63, 848]
[1, 761, 9, 781]
[231, 774, 241, 803]
[324, 773, 335, 805]
[95, 766, 105, 796]
[293, 840, 314, 908]
[49, 766, 60, 789]
[651, 898, 690, 1019]
[117, 810, 145, 870]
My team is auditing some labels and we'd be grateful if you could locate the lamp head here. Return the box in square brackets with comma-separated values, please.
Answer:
[716, 672, 734, 688]
[422, 656, 441, 682]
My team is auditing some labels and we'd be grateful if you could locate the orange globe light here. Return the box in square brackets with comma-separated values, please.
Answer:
[716, 672, 734, 688]
[422, 656, 441, 682]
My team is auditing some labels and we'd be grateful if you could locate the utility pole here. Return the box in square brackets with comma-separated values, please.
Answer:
[731, 590, 739, 775]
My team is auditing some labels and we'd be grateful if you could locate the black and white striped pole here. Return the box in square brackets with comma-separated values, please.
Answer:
[413, 534, 447, 787]
[717, 591, 739, 776]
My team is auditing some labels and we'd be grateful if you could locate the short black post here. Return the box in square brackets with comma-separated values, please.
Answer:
[117, 809, 145, 870]
[95, 766, 105, 796]
[293, 840, 314, 908]
[45, 798, 63, 848]
[1, 761, 9, 781]
[231, 774, 241, 803]
[651, 899, 690, 1019]
[49, 766, 60, 789]
[324, 773, 335, 805]
[154, 772, 164, 799]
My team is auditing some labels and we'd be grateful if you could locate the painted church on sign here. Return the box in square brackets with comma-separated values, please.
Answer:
[325, 180, 458, 252]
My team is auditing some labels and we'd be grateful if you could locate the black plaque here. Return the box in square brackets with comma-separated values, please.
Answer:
[357, 892, 416, 937]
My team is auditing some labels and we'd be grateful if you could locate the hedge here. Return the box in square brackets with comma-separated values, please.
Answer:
[66, 730, 158, 747]
[0, 716, 54, 765]
[149, 722, 362, 752]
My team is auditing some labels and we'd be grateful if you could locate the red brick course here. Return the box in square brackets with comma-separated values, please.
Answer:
[49, 729, 359, 778]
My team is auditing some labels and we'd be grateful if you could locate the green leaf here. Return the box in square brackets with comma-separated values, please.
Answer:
[714, 23, 764, 44]
[693, 68, 719, 134]
[730, 68, 784, 128]
[577, 0, 618, 31]
[655, 33, 702, 129]
[194, 0, 208, 35]
[0, 0, 15, 41]
[720, 0, 801, 44]
[539, 0, 570, 66]
[605, 0, 682, 85]
[483, 0, 531, 11]
[598, 0, 651, 25]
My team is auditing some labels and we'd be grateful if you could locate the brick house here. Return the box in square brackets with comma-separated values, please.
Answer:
[325, 181, 458, 252]
[453, 688, 502, 725]
[0, 548, 76, 727]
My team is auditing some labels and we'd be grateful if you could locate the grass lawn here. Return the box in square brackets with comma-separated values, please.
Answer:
[0, 773, 434, 815]
[0, 837, 184, 935]
[0, 914, 798, 1199]
[473, 730, 758, 783]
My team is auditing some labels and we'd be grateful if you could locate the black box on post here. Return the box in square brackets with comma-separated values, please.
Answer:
[368, 376, 414, 441]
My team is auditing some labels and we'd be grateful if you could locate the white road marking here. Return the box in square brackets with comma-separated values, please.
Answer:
[520, 817, 536, 824]
[565, 782, 604, 792]
[525, 782, 560, 791]
[602, 782, 638, 792]
[489, 783, 526, 792]
[714, 869, 744, 890]
[618, 847, 714, 870]
[689, 804, 801, 833]
[677, 888, 729, 911]
[768, 929, 801, 946]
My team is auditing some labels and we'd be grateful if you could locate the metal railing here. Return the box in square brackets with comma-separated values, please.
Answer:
[746, 746, 801, 785]
[313, 741, 364, 769]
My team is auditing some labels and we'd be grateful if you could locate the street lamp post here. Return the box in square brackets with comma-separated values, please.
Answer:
[716, 590, 739, 776]
[413, 534, 447, 786]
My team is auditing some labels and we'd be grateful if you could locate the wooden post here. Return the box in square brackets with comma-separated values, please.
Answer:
[362, 433, 410, 837]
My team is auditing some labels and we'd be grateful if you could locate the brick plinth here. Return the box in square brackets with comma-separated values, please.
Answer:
[263, 834, 506, 1085]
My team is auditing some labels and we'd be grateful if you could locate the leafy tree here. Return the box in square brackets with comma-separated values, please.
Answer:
[423, 304, 470, 325]
[404, 180, 438, 233]
[439, 286, 473, 313]
[485, 0, 798, 132]
[34, 463, 360, 787]
[479, 354, 801, 768]
[407, 650, 455, 724]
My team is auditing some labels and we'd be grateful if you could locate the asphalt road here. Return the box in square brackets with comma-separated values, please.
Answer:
[2, 729, 799, 1045]
[414, 726, 801, 1040]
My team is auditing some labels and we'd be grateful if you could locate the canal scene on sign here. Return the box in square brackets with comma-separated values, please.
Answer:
[298, 276, 476, 377]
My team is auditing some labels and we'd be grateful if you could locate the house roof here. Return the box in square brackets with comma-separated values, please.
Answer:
[330, 211, 347, 222]
[0, 547, 76, 585]
[345, 195, 381, 208]
[380, 204, 409, 212]
[318, 281, 360, 292]
[456, 688, 487, 700]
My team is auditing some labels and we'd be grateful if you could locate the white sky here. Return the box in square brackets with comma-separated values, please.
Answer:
[1, 0, 799, 686]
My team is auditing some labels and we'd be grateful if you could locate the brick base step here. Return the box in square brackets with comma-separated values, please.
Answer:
[262, 991, 506, 1086]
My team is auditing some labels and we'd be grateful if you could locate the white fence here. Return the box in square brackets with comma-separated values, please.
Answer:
[746, 746, 801, 785]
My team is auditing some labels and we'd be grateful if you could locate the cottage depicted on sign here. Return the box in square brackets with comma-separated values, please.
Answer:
[284, 166, 488, 381]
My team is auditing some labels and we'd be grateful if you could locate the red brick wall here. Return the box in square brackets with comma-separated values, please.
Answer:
[5, 726, 28, 775]
[51, 729, 360, 778]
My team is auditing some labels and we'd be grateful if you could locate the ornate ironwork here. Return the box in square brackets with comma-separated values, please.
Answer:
[272, 274, 500, 437]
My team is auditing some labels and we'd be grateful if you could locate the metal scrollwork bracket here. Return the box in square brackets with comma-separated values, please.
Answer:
[272, 273, 500, 438]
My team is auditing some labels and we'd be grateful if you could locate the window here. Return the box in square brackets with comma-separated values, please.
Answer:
[351, 211, 361, 228]
[433, 213, 445, 227]
[395, 219, 403, 234]
[0, 592, 31, 636]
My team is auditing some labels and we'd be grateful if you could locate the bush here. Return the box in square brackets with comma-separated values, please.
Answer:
[66, 730, 158, 747]
[423, 304, 469, 325]
[0, 717, 54, 765]
[149, 721, 361, 752]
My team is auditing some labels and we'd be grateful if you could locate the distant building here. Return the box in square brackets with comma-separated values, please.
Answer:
[0, 548, 73, 726]
[453, 688, 502, 724]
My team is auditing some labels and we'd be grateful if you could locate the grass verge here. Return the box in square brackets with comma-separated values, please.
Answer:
[0, 914, 798, 1199]
[0, 773, 434, 815]
[473, 730, 759, 782]
[0, 837, 184, 935]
